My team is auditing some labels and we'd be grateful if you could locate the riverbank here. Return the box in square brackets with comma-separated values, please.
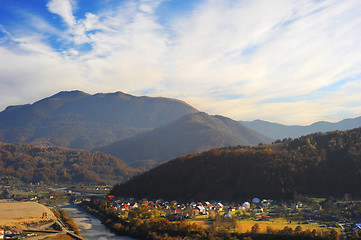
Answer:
[60, 203, 136, 240]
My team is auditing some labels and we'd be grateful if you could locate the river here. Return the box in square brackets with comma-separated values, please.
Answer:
[60, 204, 136, 240]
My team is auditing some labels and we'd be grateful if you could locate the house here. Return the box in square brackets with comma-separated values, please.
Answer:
[130, 203, 138, 210]
[242, 202, 251, 209]
[193, 209, 200, 215]
[121, 203, 130, 211]
[0, 188, 13, 199]
[258, 216, 270, 221]
[254, 206, 264, 213]
[106, 195, 115, 201]
[205, 202, 214, 211]
[261, 199, 270, 208]
[354, 223, 361, 233]
[222, 211, 232, 218]
[197, 205, 206, 215]
[291, 204, 299, 211]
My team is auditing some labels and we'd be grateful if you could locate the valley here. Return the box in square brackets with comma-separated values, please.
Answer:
[1, 91, 361, 240]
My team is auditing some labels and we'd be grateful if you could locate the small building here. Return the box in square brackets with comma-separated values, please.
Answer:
[254, 206, 264, 213]
[261, 199, 270, 208]
[0, 228, 4, 239]
[197, 205, 206, 215]
[222, 211, 232, 218]
[242, 202, 251, 209]
[0, 188, 13, 199]
[291, 204, 299, 211]
[130, 203, 138, 210]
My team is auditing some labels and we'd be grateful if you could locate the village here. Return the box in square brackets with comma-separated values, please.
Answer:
[2, 182, 361, 239]
[99, 194, 361, 239]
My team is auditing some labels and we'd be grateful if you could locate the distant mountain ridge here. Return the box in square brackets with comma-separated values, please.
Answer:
[97, 112, 272, 169]
[0, 90, 198, 150]
[240, 116, 361, 140]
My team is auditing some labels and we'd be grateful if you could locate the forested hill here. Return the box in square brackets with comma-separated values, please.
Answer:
[0, 90, 198, 150]
[111, 127, 361, 201]
[0, 142, 140, 185]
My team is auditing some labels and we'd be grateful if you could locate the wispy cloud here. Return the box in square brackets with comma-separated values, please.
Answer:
[47, 0, 76, 26]
[0, 0, 361, 124]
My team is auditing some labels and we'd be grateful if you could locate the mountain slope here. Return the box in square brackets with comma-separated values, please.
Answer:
[240, 116, 361, 139]
[0, 142, 140, 185]
[97, 112, 272, 168]
[0, 90, 198, 150]
[111, 127, 361, 200]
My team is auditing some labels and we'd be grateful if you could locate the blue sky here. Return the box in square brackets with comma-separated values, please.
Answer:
[1, 0, 361, 125]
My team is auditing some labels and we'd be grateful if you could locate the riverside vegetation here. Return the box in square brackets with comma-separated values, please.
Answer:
[52, 208, 81, 235]
[81, 198, 341, 240]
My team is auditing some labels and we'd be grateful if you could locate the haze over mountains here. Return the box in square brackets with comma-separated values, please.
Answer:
[240, 116, 361, 140]
[1, 90, 361, 171]
[97, 112, 272, 168]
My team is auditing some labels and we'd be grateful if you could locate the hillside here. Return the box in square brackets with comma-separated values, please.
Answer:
[0, 90, 198, 150]
[97, 112, 272, 169]
[0, 142, 140, 185]
[111, 127, 361, 200]
[240, 116, 361, 139]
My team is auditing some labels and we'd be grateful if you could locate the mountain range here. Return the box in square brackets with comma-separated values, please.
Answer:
[1, 90, 361, 171]
[97, 112, 272, 169]
[0, 90, 197, 150]
[0, 90, 271, 169]
[240, 116, 361, 140]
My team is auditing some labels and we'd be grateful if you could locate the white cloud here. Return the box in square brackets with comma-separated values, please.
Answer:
[1, 0, 361, 125]
[47, 0, 76, 26]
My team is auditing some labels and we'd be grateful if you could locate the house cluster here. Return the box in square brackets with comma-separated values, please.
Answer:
[0, 186, 63, 202]
[105, 195, 285, 220]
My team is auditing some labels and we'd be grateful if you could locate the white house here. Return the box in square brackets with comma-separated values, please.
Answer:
[222, 211, 232, 218]
[197, 205, 206, 214]
[242, 202, 251, 209]
[254, 206, 264, 213]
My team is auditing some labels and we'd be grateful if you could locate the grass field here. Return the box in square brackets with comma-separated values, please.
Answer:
[185, 214, 330, 234]
[236, 219, 321, 233]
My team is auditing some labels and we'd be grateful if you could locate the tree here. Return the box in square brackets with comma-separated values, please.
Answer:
[251, 223, 260, 234]
[328, 229, 339, 240]
[294, 225, 302, 234]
